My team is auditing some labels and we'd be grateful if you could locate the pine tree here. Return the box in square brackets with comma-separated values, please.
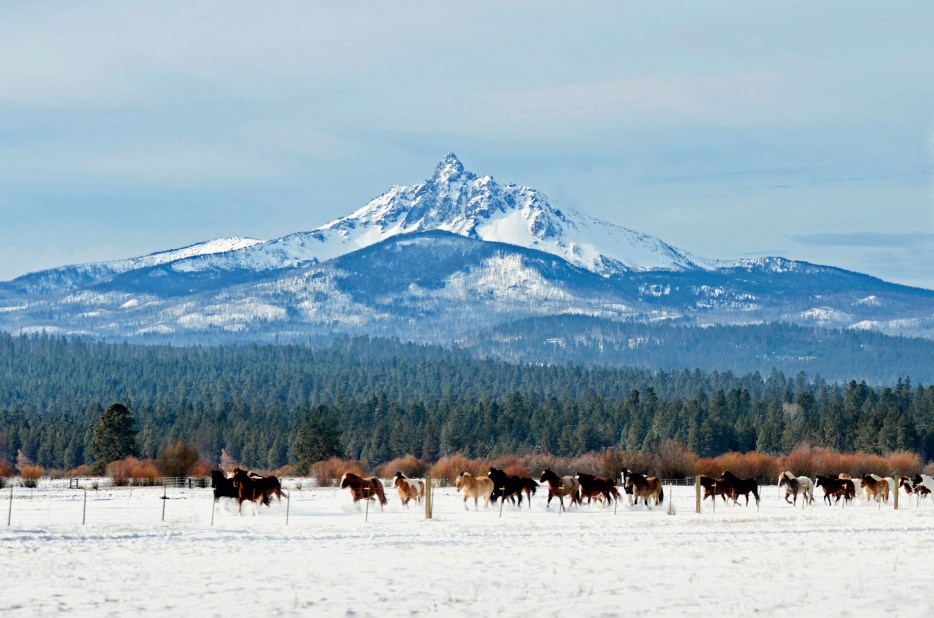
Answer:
[88, 403, 139, 474]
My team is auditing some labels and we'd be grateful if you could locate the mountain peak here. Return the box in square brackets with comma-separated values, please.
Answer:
[432, 152, 468, 182]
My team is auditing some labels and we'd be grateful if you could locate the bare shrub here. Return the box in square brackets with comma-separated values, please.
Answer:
[375, 454, 429, 479]
[651, 441, 697, 480]
[429, 454, 488, 485]
[156, 441, 200, 478]
[310, 457, 366, 487]
[19, 464, 43, 488]
[503, 464, 530, 477]
[189, 459, 213, 478]
[107, 456, 160, 486]
[620, 450, 654, 475]
[0, 459, 15, 478]
[524, 453, 563, 477]
[780, 445, 821, 478]
[884, 451, 921, 476]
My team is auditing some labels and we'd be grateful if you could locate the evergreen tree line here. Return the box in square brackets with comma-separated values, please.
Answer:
[0, 333, 933, 470]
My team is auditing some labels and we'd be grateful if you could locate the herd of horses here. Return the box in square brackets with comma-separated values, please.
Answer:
[210, 467, 934, 514]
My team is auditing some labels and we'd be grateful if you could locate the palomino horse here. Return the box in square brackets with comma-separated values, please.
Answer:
[816, 475, 854, 505]
[231, 468, 287, 514]
[393, 472, 425, 508]
[719, 471, 759, 509]
[860, 474, 890, 503]
[539, 469, 581, 510]
[340, 472, 388, 509]
[622, 469, 664, 508]
[576, 472, 620, 506]
[778, 471, 814, 506]
[454, 472, 494, 510]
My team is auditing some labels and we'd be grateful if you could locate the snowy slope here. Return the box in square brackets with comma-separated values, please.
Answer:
[152, 153, 708, 276]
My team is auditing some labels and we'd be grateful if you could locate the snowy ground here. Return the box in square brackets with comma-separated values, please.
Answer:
[1, 480, 933, 617]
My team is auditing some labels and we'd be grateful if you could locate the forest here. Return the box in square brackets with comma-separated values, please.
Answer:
[1, 332, 932, 471]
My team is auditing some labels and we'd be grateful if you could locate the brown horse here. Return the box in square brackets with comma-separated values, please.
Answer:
[816, 475, 854, 505]
[231, 468, 287, 514]
[699, 475, 733, 503]
[340, 472, 387, 509]
[393, 472, 424, 508]
[454, 472, 494, 510]
[576, 472, 620, 506]
[719, 471, 759, 509]
[861, 474, 890, 503]
[622, 469, 664, 508]
[539, 469, 581, 510]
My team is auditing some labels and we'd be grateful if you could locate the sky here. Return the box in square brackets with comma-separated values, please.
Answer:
[1, 1, 932, 288]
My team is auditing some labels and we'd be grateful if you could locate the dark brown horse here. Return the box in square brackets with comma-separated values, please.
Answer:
[576, 472, 620, 506]
[340, 472, 388, 509]
[815, 475, 854, 505]
[719, 471, 759, 509]
[231, 468, 287, 514]
[699, 475, 733, 503]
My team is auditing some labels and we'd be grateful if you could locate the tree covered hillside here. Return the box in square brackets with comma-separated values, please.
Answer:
[1, 333, 932, 470]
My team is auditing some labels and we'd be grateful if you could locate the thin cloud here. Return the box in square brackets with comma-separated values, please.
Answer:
[793, 232, 934, 248]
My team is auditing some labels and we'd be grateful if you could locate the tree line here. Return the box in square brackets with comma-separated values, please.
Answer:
[0, 333, 932, 472]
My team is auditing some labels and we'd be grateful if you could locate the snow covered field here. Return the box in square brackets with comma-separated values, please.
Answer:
[2, 481, 933, 617]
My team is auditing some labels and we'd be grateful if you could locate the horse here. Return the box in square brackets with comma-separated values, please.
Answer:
[339, 472, 387, 509]
[622, 469, 664, 508]
[210, 469, 238, 501]
[778, 471, 814, 506]
[861, 474, 890, 503]
[454, 471, 494, 510]
[816, 475, 854, 506]
[393, 472, 425, 508]
[913, 474, 934, 495]
[576, 472, 620, 506]
[488, 467, 534, 508]
[231, 468, 287, 514]
[699, 475, 733, 503]
[838, 473, 863, 501]
[539, 469, 581, 510]
[901, 477, 933, 503]
[515, 476, 538, 508]
[719, 471, 759, 509]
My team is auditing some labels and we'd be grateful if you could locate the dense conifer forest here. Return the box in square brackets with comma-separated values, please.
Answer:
[1, 333, 932, 470]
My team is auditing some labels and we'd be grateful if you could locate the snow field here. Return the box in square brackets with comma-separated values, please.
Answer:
[1, 482, 933, 617]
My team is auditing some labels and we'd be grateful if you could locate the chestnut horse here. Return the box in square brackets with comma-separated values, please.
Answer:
[576, 472, 620, 506]
[860, 474, 890, 503]
[454, 472, 494, 510]
[393, 472, 424, 508]
[340, 472, 387, 509]
[231, 468, 287, 514]
[622, 469, 664, 508]
[539, 469, 581, 510]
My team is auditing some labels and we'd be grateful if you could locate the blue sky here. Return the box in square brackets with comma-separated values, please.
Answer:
[1, 2, 932, 288]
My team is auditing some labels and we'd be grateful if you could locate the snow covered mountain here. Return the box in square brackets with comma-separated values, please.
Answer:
[1, 154, 934, 345]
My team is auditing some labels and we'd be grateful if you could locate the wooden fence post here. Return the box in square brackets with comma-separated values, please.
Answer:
[7, 482, 13, 526]
[695, 476, 701, 514]
[425, 476, 432, 519]
[893, 481, 898, 510]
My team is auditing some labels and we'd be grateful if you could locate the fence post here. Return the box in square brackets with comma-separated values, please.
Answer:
[894, 482, 898, 510]
[695, 476, 701, 514]
[285, 490, 291, 526]
[161, 481, 167, 522]
[210, 491, 215, 526]
[424, 476, 432, 520]
[7, 482, 12, 526]
[82, 488, 88, 526]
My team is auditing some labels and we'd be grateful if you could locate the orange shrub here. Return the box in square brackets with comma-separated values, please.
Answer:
[924, 462, 934, 476]
[107, 456, 160, 486]
[19, 464, 43, 488]
[694, 451, 779, 482]
[503, 464, 530, 478]
[429, 454, 486, 485]
[620, 450, 655, 476]
[189, 459, 214, 477]
[884, 451, 921, 476]
[69, 464, 92, 478]
[375, 454, 429, 479]
[651, 441, 698, 480]
[0, 460, 15, 478]
[310, 457, 366, 487]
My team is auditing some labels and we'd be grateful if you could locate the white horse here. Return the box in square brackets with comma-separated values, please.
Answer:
[778, 471, 814, 506]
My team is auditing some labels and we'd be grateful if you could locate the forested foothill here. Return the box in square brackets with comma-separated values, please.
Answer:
[1, 332, 933, 474]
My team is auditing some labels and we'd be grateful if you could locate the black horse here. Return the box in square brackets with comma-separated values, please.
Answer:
[211, 470, 239, 501]
[488, 467, 532, 508]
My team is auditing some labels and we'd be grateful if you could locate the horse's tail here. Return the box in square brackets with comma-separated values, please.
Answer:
[658, 486, 665, 504]
[376, 481, 387, 506]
